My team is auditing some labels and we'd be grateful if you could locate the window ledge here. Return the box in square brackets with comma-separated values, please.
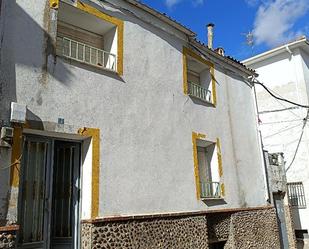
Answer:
[58, 55, 119, 75]
[201, 197, 224, 201]
[188, 93, 215, 106]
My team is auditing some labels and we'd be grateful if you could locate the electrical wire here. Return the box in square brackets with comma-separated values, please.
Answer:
[285, 109, 309, 172]
[260, 118, 304, 125]
[0, 156, 21, 171]
[266, 86, 303, 118]
[259, 106, 299, 114]
[263, 123, 303, 139]
[253, 80, 309, 109]
[0, 138, 25, 172]
[251, 79, 309, 172]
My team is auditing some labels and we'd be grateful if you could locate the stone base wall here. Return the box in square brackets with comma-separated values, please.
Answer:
[225, 209, 280, 249]
[81, 207, 281, 249]
[0, 231, 16, 249]
[82, 216, 209, 249]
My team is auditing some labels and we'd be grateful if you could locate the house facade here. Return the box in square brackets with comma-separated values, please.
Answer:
[243, 37, 309, 249]
[0, 0, 281, 248]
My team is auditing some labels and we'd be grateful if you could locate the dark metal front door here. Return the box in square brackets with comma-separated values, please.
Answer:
[18, 136, 81, 249]
[50, 141, 80, 249]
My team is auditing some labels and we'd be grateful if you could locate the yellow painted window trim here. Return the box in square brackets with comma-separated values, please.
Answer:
[50, 0, 59, 9]
[76, 1, 124, 76]
[78, 127, 100, 218]
[10, 126, 23, 187]
[216, 137, 225, 197]
[52, 0, 124, 75]
[192, 132, 206, 200]
[183, 47, 217, 106]
[192, 132, 224, 199]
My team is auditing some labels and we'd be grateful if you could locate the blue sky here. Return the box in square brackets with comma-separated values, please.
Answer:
[141, 0, 309, 60]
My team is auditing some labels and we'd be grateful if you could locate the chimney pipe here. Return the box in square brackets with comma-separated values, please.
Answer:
[207, 23, 214, 49]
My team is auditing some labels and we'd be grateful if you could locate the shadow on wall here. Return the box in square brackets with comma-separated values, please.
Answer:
[0, 149, 11, 226]
[0, 0, 74, 226]
[292, 208, 306, 249]
[292, 208, 302, 232]
[82, 0, 235, 86]
[0, 0, 74, 123]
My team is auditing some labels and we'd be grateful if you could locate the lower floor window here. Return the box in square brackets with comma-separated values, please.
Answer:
[287, 182, 306, 208]
[194, 136, 223, 199]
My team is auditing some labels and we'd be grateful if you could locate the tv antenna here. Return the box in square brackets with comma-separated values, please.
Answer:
[242, 31, 255, 54]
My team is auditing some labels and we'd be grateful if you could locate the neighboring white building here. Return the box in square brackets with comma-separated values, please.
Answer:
[0, 0, 283, 248]
[243, 36, 309, 249]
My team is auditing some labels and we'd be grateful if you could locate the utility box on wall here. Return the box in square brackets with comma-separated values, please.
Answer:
[10, 102, 26, 124]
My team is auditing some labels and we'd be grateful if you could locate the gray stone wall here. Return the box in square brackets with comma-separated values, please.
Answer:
[81, 208, 281, 249]
[0, 231, 16, 249]
[81, 216, 209, 249]
[225, 209, 281, 249]
[81, 223, 92, 249]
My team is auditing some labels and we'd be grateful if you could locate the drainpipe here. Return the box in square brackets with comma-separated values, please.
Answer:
[286, 44, 304, 114]
[252, 80, 272, 204]
[207, 23, 214, 49]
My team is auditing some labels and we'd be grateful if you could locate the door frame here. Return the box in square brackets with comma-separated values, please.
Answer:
[17, 130, 84, 249]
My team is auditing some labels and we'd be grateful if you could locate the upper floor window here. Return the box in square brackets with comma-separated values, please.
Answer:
[287, 182, 306, 208]
[56, 2, 123, 74]
[183, 47, 216, 106]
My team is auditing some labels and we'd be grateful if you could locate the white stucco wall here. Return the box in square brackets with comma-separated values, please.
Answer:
[0, 0, 267, 218]
[245, 48, 309, 231]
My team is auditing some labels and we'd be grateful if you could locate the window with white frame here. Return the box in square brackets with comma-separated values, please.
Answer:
[196, 140, 221, 199]
[287, 182, 306, 208]
[56, 2, 118, 72]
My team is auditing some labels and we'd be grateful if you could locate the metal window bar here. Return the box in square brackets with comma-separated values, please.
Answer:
[287, 182, 306, 208]
[19, 140, 48, 243]
[52, 146, 73, 238]
[188, 81, 212, 103]
[57, 36, 117, 72]
[200, 182, 221, 199]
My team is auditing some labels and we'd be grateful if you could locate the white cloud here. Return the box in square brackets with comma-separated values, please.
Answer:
[193, 0, 204, 6]
[245, 0, 260, 7]
[165, 0, 182, 8]
[165, 0, 204, 8]
[252, 0, 309, 47]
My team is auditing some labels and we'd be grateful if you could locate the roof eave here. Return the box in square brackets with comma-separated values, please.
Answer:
[191, 40, 258, 78]
[124, 0, 196, 37]
[242, 37, 309, 65]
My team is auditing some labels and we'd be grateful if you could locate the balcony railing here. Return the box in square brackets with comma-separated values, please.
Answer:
[200, 182, 221, 199]
[57, 36, 117, 72]
[188, 81, 212, 103]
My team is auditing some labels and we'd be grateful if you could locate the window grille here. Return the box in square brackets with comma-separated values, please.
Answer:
[188, 81, 212, 103]
[57, 36, 117, 72]
[287, 182, 306, 208]
[200, 182, 221, 199]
